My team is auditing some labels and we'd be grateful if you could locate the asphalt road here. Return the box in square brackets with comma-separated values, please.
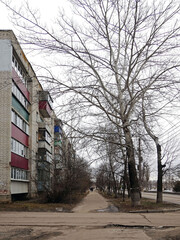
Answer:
[142, 192, 180, 205]
[0, 191, 180, 240]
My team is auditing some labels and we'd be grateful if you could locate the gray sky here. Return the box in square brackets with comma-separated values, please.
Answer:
[0, 0, 71, 30]
[0, 0, 180, 176]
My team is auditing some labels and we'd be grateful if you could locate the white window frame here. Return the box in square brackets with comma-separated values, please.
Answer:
[11, 110, 29, 135]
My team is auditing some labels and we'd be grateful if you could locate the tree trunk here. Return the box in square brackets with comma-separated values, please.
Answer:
[109, 157, 118, 198]
[112, 172, 118, 198]
[123, 124, 140, 206]
[156, 143, 163, 203]
[122, 160, 127, 202]
[122, 155, 130, 201]
[142, 101, 164, 204]
[138, 138, 143, 198]
[107, 173, 111, 195]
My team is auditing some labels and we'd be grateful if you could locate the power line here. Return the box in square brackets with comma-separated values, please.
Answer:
[159, 121, 180, 139]
[161, 131, 180, 145]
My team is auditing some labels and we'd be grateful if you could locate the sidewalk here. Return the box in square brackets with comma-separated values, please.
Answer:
[73, 190, 109, 213]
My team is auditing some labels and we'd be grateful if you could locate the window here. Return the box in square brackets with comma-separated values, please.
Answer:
[46, 152, 52, 163]
[11, 138, 28, 158]
[46, 131, 51, 144]
[15, 59, 17, 69]
[17, 169, 20, 179]
[12, 54, 27, 87]
[11, 167, 14, 178]
[11, 110, 29, 135]
[19, 118, 23, 129]
[26, 125, 29, 135]
[12, 55, 15, 65]
[11, 138, 16, 152]
[11, 139, 13, 151]
[11, 167, 28, 181]
[12, 81, 29, 110]
[14, 113, 17, 125]
[11, 110, 14, 122]
[17, 116, 20, 128]
[38, 130, 45, 141]
[38, 129, 51, 144]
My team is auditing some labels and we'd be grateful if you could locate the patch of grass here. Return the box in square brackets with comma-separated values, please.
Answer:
[100, 192, 179, 212]
[0, 202, 74, 212]
[0, 192, 88, 212]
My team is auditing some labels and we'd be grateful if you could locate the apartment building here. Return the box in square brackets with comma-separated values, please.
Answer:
[0, 30, 57, 202]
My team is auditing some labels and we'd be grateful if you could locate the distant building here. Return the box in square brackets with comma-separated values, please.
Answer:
[0, 30, 69, 202]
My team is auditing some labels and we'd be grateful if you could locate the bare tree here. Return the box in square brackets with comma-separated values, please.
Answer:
[142, 105, 164, 202]
[1, 0, 180, 205]
[141, 84, 180, 202]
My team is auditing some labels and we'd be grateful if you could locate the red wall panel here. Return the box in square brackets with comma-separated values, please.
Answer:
[11, 124, 29, 147]
[11, 152, 28, 170]
[39, 100, 52, 116]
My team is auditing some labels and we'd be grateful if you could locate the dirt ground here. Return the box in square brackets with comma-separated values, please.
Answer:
[146, 228, 180, 240]
[0, 191, 180, 240]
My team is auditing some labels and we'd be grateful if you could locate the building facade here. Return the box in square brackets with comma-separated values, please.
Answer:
[0, 30, 59, 202]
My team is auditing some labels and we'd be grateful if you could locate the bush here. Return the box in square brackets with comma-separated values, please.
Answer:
[173, 181, 180, 192]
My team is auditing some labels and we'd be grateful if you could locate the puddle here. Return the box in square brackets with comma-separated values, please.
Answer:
[96, 205, 119, 213]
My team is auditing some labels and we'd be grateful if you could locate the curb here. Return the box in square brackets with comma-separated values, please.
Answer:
[129, 208, 180, 213]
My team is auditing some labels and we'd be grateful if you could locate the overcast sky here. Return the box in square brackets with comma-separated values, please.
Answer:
[0, 0, 71, 31]
[0, 0, 180, 174]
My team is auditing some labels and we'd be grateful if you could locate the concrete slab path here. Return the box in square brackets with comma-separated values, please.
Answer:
[73, 190, 109, 213]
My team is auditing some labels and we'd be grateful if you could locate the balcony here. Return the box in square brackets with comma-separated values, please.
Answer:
[54, 125, 63, 134]
[39, 91, 53, 118]
[11, 153, 28, 170]
[54, 140, 62, 147]
[38, 122, 51, 133]
[38, 141, 51, 153]
[38, 149, 52, 163]
[11, 124, 29, 147]
[54, 146, 62, 155]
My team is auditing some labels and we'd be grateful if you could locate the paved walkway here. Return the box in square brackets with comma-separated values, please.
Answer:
[0, 191, 180, 239]
[73, 190, 109, 213]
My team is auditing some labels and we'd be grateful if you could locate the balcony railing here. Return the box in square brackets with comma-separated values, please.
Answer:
[54, 140, 62, 147]
[38, 141, 51, 153]
[39, 91, 53, 118]
[38, 149, 52, 163]
[38, 122, 51, 134]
